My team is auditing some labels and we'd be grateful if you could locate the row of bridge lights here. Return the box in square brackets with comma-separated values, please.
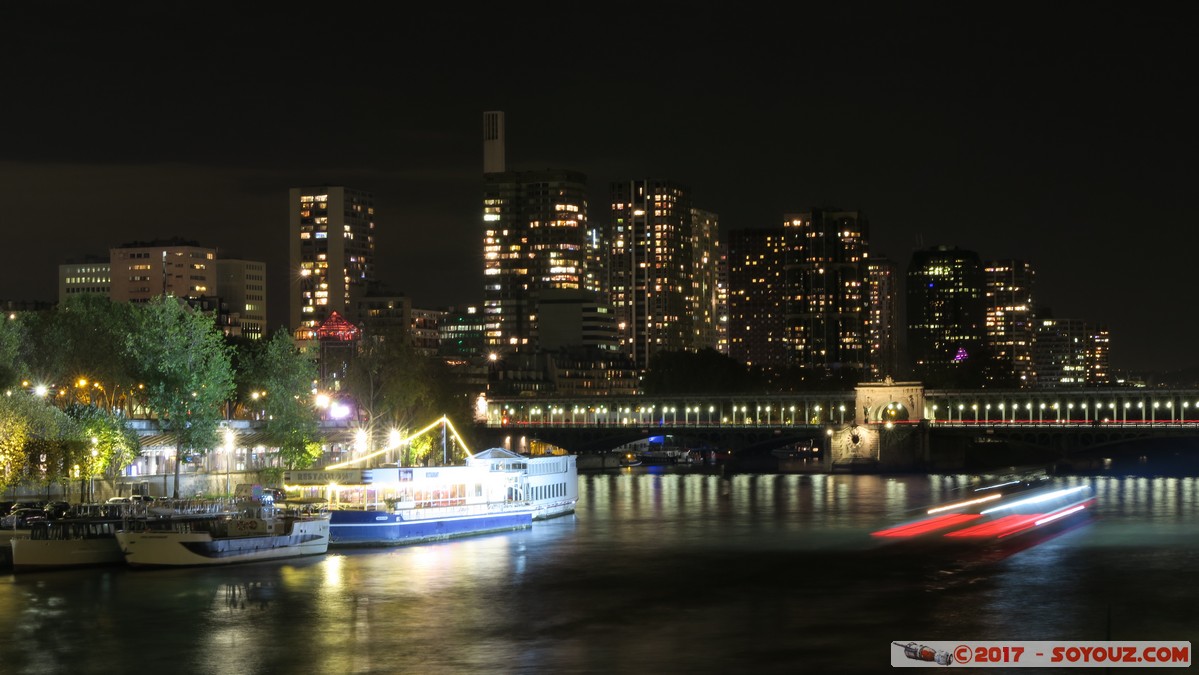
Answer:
[516, 403, 850, 425]
[929, 400, 1196, 423]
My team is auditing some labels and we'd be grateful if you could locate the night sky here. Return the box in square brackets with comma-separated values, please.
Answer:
[3, 5, 1195, 373]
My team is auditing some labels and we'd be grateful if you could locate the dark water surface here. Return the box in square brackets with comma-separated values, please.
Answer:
[2, 471, 1196, 674]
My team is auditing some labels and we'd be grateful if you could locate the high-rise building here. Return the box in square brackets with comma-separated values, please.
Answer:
[109, 238, 216, 304]
[537, 289, 619, 352]
[1033, 317, 1111, 388]
[866, 255, 899, 379]
[907, 245, 986, 386]
[482, 168, 589, 351]
[691, 208, 723, 352]
[607, 179, 697, 369]
[984, 259, 1036, 387]
[783, 209, 870, 374]
[215, 259, 267, 340]
[727, 228, 791, 370]
[289, 186, 376, 338]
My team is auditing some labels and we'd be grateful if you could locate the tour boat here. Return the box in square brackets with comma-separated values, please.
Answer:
[115, 501, 330, 568]
[283, 448, 578, 547]
[9, 516, 126, 572]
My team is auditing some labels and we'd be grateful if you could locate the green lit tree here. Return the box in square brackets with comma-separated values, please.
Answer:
[0, 392, 80, 496]
[65, 403, 141, 489]
[126, 297, 235, 498]
[239, 329, 322, 469]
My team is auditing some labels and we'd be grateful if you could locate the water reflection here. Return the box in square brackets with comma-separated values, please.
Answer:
[1, 474, 1196, 674]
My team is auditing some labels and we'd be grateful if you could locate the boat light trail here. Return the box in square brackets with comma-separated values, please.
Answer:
[927, 493, 1003, 514]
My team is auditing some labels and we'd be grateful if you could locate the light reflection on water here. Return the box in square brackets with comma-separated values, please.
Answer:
[2, 472, 1197, 674]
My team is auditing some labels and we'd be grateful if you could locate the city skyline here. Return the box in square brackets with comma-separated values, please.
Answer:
[3, 5, 1194, 373]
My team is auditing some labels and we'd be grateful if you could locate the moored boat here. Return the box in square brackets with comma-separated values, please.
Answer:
[115, 501, 330, 568]
[10, 516, 125, 572]
[284, 448, 578, 547]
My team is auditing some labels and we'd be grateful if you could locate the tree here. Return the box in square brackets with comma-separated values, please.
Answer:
[0, 312, 23, 391]
[65, 403, 141, 486]
[343, 326, 466, 464]
[0, 393, 80, 495]
[240, 329, 322, 469]
[126, 297, 235, 497]
[19, 295, 139, 412]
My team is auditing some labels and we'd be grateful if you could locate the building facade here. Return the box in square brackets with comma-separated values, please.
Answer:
[607, 179, 697, 369]
[866, 255, 899, 380]
[482, 169, 590, 352]
[215, 259, 267, 340]
[58, 257, 111, 303]
[984, 259, 1036, 387]
[1033, 317, 1111, 388]
[109, 239, 216, 304]
[906, 245, 987, 387]
[726, 228, 791, 371]
[783, 209, 870, 375]
[289, 186, 376, 337]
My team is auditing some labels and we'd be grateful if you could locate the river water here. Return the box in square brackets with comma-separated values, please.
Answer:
[1, 469, 1196, 674]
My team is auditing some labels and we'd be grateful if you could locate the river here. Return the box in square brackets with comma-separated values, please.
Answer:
[1, 469, 1196, 674]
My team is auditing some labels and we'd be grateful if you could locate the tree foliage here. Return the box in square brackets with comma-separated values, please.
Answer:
[239, 329, 321, 469]
[125, 296, 235, 496]
[343, 326, 469, 463]
[0, 393, 80, 493]
[0, 313, 23, 391]
[19, 295, 140, 411]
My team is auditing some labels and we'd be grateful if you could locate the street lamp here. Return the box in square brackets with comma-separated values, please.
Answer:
[223, 428, 235, 497]
[90, 437, 99, 503]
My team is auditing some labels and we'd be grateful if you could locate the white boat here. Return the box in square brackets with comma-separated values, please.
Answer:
[10, 517, 125, 572]
[115, 502, 330, 568]
[283, 448, 577, 547]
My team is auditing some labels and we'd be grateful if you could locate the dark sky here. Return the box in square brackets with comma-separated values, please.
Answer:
[3, 4, 1195, 373]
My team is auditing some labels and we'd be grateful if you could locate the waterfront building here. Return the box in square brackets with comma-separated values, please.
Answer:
[215, 259, 267, 340]
[984, 259, 1036, 387]
[289, 186, 376, 338]
[906, 245, 987, 387]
